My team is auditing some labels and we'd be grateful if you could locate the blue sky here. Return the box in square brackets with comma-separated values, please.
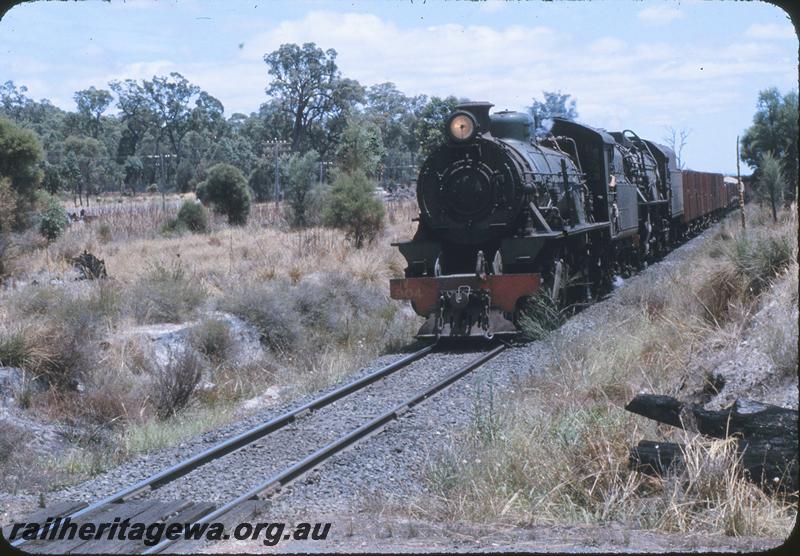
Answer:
[0, 0, 796, 174]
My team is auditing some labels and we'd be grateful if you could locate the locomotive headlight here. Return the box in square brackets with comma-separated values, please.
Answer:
[447, 112, 477, 142]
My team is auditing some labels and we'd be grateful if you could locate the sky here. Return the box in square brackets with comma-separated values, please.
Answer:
[0, 0, 797, 174]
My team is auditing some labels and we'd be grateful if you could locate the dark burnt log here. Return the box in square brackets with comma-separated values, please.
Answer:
[629, 440, 684, 476]
[625, 395, 797, 440]
[626, 395, 798, 492]
[72, 250, 108, 280]
[629, 438, 798, 492]
[739, 437, 799, 491]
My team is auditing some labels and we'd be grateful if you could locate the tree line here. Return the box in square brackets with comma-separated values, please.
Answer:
[0, 43, 468, 207]
[2, 39, 793, 240]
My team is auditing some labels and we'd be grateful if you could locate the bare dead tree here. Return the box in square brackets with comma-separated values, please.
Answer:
[663, 126, 691, 169]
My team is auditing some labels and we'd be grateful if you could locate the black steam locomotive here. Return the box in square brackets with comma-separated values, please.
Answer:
[390, 101, 737, 338]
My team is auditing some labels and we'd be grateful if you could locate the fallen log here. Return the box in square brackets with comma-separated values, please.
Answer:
[629, 440, 684, 476]
[625, 395, 797, 440]
[626, 395, 798, 492]
[72, 250, 107, 280]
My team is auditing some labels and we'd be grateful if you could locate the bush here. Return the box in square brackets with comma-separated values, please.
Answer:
[221, 272, 411, 357]
[0, 329, 29, 367]
[285, 150, 320, 228]
[516, 291, 564, 341]
[0, 178, 17, 234]
[248, 160, 275, 202]
[221, 281, 303, 353]
[195, 163, 250, 225]
[151, 349, 203, 420]
[191, 318, 233, 364]
[175, 159, 196, 193]
[726, 228, 795, 297]
[129, 261, 206, 323]
[160, 218, 184, 236]
[146, 183, 159, 194]
[38, 195, 69, 241]
[96, 223, 112, 243]
[0, 116, 43, 201]
[323, 170, 385, 248]
[177, 201, 208, 233]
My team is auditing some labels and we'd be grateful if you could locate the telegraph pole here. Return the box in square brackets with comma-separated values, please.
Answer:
[736, 136, 746, 231]
[142, 153, 176, 209]
[265, 138, 289, 208]
[318, 160, 332, 184]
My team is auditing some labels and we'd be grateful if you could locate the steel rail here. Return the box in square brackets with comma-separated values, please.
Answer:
[143, 343, 506, 554]
[10, 343, 436, 549]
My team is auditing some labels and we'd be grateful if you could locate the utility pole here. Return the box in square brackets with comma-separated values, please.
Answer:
[143, 153, 176, 209]
[736, 136, 746, 231]
[318, 160, 332, 184]
[265, 138, 289, 208]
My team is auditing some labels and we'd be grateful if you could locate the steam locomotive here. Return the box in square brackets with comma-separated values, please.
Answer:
[390, 102, 739, 338]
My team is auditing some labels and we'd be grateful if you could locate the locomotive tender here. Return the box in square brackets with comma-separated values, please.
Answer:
[390, 101, 738, 338]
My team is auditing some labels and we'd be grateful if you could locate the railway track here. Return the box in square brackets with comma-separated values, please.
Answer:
[9, 342, 507, 554]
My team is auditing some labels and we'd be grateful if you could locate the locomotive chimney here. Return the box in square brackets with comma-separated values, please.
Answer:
[456, 101, 494, 133]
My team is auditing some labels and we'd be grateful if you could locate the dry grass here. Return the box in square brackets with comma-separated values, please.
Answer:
[423, 206, 797, 539]
[0, 198, 421, 487]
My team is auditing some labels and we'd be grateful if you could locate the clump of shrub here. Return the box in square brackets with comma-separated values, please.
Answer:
[177, 201, 208, 232]
[162, 201, 209, 235]
[129, 261, 206, 324]
[96, 222, 113, 243]
[697, 220, 796, 324]
[0, 328, 30, 367]
[151, 349, 203, 420]
[196, 163, 250, 225]
[38, 195, 69, 241]
[146, 183, 159, 194]
[0, 421, 43, 490]
[221, 272, 413, 358]
[190, 318, 233, 364]
[220, 281, 303, 353]
[323, 169, 385, 248]
[516, 291, 564, 341]
[726, 229, 795, 296]
[4, 283, 119, 391]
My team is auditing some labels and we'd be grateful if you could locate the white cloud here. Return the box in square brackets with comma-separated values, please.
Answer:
[589, 37, 627, 55]
[637, 5, 685, 25]
[2, 5, 796, 173]
[147, 9, 793, 127]
[479, 0, 506, 14]
[745, 22, 797, 40]
[239, 11, 559, 108]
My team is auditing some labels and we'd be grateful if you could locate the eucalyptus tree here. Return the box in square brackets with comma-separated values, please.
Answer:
[412, 95, 460, 158]
[528, 91, 578, 137]
[263, 42, 364, 153]
[73, 86, 113, 138]
[741, 87, 798, 197]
